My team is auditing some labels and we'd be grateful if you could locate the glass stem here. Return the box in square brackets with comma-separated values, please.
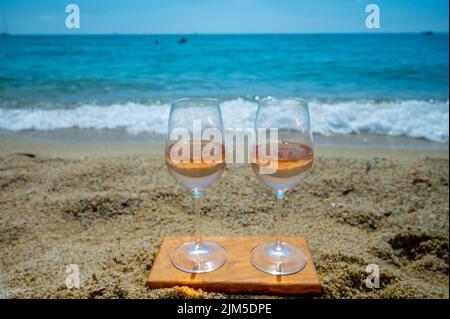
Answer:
[275, 190, 285, 246]
[193, 190, 203, 246]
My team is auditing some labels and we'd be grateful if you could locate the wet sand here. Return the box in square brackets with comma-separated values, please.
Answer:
[0, 138, 448, 298]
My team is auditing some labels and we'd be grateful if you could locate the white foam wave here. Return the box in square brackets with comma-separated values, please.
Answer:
[310, 99, 449, 142]
[0, 99, 448, 142]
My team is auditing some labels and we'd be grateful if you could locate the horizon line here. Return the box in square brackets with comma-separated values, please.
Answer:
[3, 31, 449, 36]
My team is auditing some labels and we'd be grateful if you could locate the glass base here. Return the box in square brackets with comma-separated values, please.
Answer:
[171, 241, 227, 274]
[250, 241, 307, 275]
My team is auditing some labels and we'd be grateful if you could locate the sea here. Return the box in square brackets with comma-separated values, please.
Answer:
[0, 33, 448, 144]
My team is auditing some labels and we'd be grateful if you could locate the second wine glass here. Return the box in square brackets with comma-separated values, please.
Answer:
[250, 97, 314, 275]
[165, 98, 227, 273]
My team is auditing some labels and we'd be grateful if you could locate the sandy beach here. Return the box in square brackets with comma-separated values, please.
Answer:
[0, 137, 448, 299]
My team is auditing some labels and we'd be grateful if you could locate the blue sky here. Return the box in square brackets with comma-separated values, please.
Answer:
[1, 0, 448, 34]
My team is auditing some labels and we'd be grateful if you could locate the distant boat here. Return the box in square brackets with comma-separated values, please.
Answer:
[178, 37, 187, 44]
[421, 31, 434, 36]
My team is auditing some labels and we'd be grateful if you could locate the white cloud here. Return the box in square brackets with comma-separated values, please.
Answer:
[38, 15, 54, 21]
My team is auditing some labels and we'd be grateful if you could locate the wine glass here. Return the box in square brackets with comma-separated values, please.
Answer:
[165, 98, 227, 273]
[250, 97, 314, 275]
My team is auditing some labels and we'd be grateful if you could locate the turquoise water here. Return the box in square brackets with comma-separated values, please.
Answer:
[0, 34, 448, 141]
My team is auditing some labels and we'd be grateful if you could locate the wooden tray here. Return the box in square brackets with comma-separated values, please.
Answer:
[147, 236, 323, 295]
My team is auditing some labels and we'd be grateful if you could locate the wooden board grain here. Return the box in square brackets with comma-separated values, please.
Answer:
[147, 236, 323, 295]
